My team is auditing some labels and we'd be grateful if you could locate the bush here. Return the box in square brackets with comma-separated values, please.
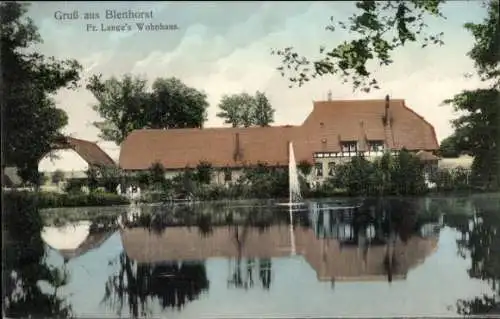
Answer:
[36, 191, 129, 208]
[64, 178, 87, 193]
[195, 161, 213, 185]
[329, 150, 427, 196]
[51, 170, 65, 185]
[431, 167, 474, 192]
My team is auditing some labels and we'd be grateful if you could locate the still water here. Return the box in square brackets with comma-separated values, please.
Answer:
[4, 195, 500, 318]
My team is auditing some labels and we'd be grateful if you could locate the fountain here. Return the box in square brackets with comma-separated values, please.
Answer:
[288, 141, 302, 204]
[276, 141, 307, 210]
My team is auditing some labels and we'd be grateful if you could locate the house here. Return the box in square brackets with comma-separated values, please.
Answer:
[119, 96, 439, 184]
[41, 220, 115, 262]
[120, 224, 438, 282]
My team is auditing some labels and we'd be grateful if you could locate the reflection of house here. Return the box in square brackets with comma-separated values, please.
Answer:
[41, 221, 114, 261]
[121, 225, 438, 282]
[119, 97, 439, 183]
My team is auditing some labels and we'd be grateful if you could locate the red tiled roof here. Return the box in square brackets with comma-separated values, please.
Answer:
[119, 98, 439, 170]
[119, 126, 311, 170]
[416, 150, 440, 161]
[54, 137, 116, 167]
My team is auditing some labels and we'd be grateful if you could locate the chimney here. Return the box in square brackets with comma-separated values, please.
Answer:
[327, 90, 332, 101]
[233, 133, 242, 161]
[384, 94, 390, 125]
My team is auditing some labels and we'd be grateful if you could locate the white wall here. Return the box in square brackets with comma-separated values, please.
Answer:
[38, 149, 89, 173]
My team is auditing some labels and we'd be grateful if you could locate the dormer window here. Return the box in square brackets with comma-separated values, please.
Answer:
[341, 141, 358, 157]
[368, 141, 385, 152]
[341, 141, 357, 152]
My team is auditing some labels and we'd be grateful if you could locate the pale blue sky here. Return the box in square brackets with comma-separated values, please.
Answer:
[31, 1, 488, 171]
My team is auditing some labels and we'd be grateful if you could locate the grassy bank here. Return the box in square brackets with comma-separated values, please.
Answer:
[7, 191, 130, 209]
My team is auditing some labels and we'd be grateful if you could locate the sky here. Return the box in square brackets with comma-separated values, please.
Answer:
[31, 1, 488, 172]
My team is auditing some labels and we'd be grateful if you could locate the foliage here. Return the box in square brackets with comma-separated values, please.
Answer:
[216, 91, 275, 127]
[390, 149, 427, 195]
[64, 178, 87, 193]
[171, 168, 197, 195]
[330, 150, 426, 196]
[37, 172, 48, 187]
[148, 162, 166, 189]
[103, 252, 209, 317]
[449, 197, 500, 315]
[86, 167, 99, 192]
[438, 135, 461, 158]
[253, 91, 275, 127]
[1, 2, 82, 184]
[87, 75, 209, 144]
[443, 0, 500, 190]
[297, 160, 313, 176]
[240, 163, 289, 199]
[3, 192, 73, 317]
[272, 0, 445, 91]
[430, 168, 473, 192]
[51, 169, 65, 185]
[34, 191, 128, 208]
[195, 161, 213, 185]
[98, 165, 122, 192]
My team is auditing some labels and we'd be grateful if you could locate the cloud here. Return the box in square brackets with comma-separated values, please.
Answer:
[25, 1, 489, 171]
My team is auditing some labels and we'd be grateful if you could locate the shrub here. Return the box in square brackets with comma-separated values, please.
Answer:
[36, 191, 129, 208]
[64, 178, 87, 193]
[149, 162, 166, 186]
[196, 161, 213, 184]
[51, 170, 65, 185]
[297, 160, 313, 176]
[99, 166, 121, 192]
[329, 150, 427, 196]
[86, 167, 99, 192]
[431, 167, 473, 192]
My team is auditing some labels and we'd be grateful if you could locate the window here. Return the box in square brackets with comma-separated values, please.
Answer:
[368, 140, 385, 152]
[328, 162, 336, 176]
[315, 162, 323, 177]
[341, 141, 357, 153]
[224, 169, 232, 182]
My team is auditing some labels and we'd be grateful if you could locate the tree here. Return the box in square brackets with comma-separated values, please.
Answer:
[195, 161, 213, 185]
[252, 91, 275, 127]
[297, 160, 313, 176]
[216, 91, 275, 127]
[87, 75, 209, 145]
[438, 135, 461, 158]
[148, 162, 166, 187]
[86, 167, 99, 192]
[272, 0, 446, 91]
[87, 74, 150, 144]
[150, 78, 208, 129]
[51, 169, 65, 185]
[443, 0, 499, 189]
[1, 2, 82, 184]
[216, 93, 255, 127]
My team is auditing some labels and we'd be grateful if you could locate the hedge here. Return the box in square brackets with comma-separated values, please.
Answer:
[20, 191, 130, 209]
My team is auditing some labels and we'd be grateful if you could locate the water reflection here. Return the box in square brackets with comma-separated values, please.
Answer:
[4, 195, 500, 318]
[3, 193, 73, 318]
[120, 199, 441, 287]
[102, 252, 209, 318]
[443, 197, 500, 315]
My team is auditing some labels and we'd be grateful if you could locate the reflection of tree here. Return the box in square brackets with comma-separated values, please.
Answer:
[103, 252, 209, 318]
[258, 258, 272, 290]
[451, 199, 500, 315]
[227, 212, 273, 290]
[3, 193, 73, 318]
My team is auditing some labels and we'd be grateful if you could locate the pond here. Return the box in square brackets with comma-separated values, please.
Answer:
[3, 195, 500, 318]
